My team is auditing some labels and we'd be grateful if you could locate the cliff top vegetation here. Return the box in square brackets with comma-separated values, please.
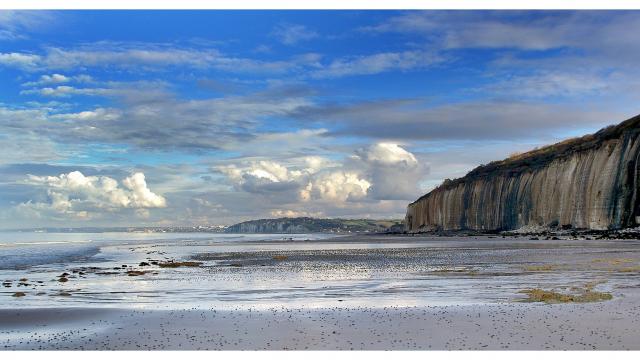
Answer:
[411, 114, 640, 205]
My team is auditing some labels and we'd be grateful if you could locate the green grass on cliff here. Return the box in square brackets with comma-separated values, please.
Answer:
[418, 113, 640, 200]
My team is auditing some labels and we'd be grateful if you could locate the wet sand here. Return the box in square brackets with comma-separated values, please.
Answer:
[2, 298, 640, 350]
[2, 234, 640, 349]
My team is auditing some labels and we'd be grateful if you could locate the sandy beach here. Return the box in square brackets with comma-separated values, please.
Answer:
[2, 232, 640, 350]
[2, 298, 640, 350]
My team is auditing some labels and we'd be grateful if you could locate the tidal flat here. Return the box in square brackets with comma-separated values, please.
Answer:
[1, 232, 640, 350]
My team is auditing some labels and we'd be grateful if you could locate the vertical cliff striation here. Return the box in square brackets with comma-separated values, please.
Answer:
[406, 114, 640, 232]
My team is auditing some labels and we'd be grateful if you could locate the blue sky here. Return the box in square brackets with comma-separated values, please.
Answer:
[1, 10, 640, 228]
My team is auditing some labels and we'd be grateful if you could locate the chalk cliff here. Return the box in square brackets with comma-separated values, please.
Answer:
[406, 114, 640, 232]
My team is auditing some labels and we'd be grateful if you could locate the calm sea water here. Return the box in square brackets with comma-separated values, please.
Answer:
[0, 232, 334, 270]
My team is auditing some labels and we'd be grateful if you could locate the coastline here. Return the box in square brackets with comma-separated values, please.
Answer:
[3, 233, 640, 350]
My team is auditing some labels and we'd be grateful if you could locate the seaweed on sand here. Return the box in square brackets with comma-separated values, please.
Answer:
[524, 264, 559, 271]
[126, 270, 149, 276]
[520, 286, 613, 304]
[158, 261, 202, 268]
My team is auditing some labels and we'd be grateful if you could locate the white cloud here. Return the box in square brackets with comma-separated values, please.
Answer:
[20, 171, 166, 219]
[218, 160, 307, 195]
[0, 10, 53, 41]
[0, 43, 318, 75]
[21, 73, 93, 87]
[272, 24, 318, 45]
[0, 52, 40, 69]
[122, 172, 167, 208]
[364, 11, 640, 62]
[51, 107, 121, 121]
[1, 41, 437, 80]
[312, 50, 441, 79]
[20, 85, 114, 97]
[353, 142, 423, 200]
[41, 45, 220, 69]
[301, 171, 371, 203]
[38, 73, 69, 84]
[217, 142, 423, 205]
[269, 209, 323, 218]
[355, 142, 418, 166]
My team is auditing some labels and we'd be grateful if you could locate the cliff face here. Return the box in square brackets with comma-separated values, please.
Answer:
[406, 115, 640, 232]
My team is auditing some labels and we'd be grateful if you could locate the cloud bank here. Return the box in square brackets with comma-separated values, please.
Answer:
[18, 171, 166, 220]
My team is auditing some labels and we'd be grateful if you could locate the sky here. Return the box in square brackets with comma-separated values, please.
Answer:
[1, 10, 640, 228]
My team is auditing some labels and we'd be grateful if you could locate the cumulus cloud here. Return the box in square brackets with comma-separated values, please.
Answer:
[353, 143, 422, 200]
[35, 73, 68, 84]
[217, 142, 424, 206]
[218, 160, 308, 195]
[355, 142, 418, 166]
[121, 173, 167, 208]
[300, 171, 371, 202]
[220, 159, 372, 204]
[20, 171, 166, 219]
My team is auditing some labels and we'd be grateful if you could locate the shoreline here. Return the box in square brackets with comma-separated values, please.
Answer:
[2, 233, 640, 350]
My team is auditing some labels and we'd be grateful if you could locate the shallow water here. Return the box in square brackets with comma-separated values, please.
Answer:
[1, 232, 640, 309]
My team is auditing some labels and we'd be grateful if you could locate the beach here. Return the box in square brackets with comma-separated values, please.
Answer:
[2, 232, 640, 350]
[2, 300, 640, 350]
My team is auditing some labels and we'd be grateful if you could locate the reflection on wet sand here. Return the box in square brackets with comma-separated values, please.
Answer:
[2, 234, 640, 349]
[2, 234, 640, 308]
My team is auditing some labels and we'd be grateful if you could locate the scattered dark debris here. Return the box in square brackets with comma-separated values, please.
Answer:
[126, 270, 149, 276]
[157, 261, 202, 268]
